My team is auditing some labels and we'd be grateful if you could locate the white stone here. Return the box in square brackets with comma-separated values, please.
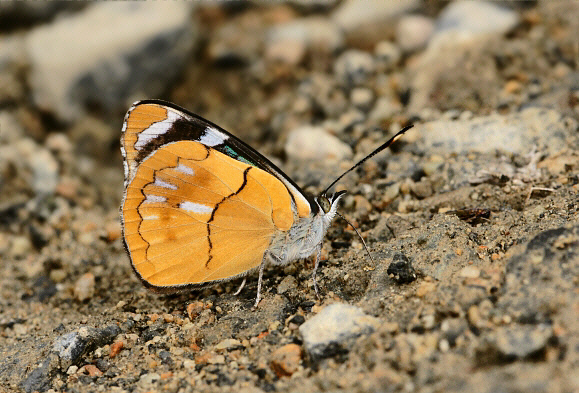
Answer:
[432, 1, 519, 48]
[417, 108, 575, 155]
[299, 303, 379, 360]
[266, 17, 344, 56]
[285, 126, 353, 161]
[396, 15, 434, 53]
[435, 1, 519, 36]
[332, 0, 419, 33]
[25, 2, 196, 121]
[214, 338, 242, 351]
[26, 143, 59, 195]
[9, 236, 33, 259]
[350, 87, 374, 111]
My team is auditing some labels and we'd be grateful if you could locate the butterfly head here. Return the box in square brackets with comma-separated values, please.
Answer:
[316, 190, 346, 216]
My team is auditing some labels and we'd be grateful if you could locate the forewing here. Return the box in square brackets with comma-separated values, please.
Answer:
[121, 100, 313, 217]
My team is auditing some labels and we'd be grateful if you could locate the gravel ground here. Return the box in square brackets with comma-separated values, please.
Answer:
[0, 2, 578, 393]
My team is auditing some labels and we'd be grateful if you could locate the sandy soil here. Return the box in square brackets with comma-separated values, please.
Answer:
[1, 2, 578, 393]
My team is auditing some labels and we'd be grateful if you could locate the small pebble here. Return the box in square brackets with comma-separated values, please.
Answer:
[459, 266, 480, 279]
[354, 195, 372, 216]
[334, 49, 375, 86]
[381, 182, 400, 204]
[350, 87, 374, 111]
[396, 15, 434, 53]
[109, 341, 124, 358]
[277, 275, 297, 294]
[338, 109, 365, 130]
[186, 301, 204, 320]
[183, 359, 195, 370]
[270, 344, 302, 377]
[139, 373, 161, 386]
[49, 269, 67, 283]
[196, 352, 225, 365]
[411, 180, 433, 199]
[9, 236, 32, 259]
[439, 339, 450, 352]
[504, 80, 522, 94]
[105, 221, 122, 242]
[79, 364, 103, 377]
[73, 273, 95, 302]
[215, 338, 242, 351]
[374, 41, 401, 70]
[481, 325, 553, 361]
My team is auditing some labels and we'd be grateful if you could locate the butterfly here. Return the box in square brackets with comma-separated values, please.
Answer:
[120, 100, 412, 306]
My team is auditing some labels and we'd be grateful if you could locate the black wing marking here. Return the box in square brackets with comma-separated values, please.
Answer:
[127, 99, 316, 213]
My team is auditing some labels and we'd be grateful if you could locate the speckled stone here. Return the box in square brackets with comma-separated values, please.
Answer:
[299, 304, 379, 361]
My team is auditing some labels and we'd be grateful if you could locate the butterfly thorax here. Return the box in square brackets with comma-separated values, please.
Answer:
[267, 193, 344, 266]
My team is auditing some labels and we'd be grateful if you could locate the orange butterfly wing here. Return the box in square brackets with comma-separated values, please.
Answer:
[121, 140, 295, 288]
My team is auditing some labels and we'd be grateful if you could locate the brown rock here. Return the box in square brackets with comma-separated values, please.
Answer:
[110, 341, 124, 358]
[270, 343, 302, 377]
[79, 364, 103, 377]
[187, 301, 204, 320]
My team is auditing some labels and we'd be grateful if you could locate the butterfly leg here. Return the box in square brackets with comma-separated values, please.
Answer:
[312, 245, 323, 300]
[254, 255, 268, 307]
[233, 278, 246, 296]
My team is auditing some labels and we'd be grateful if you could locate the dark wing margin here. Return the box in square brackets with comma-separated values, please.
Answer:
[124, 99, 316, 214]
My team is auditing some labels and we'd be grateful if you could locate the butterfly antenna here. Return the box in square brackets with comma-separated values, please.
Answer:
[336, 212, 375, 264]
[321, 125, 413, 196]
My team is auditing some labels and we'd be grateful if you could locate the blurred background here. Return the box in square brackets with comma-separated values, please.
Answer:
[0, 1, 577, 209]
[1, 2, 578, 392]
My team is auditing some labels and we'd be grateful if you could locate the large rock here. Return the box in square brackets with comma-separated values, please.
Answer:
[418, 108, 576, 155]
[332, 0, 418, 32]
[20, 325, 121, 393]
[25, 2, 197, 122]
[433, 1, 519, 45]
[265, 17, 344, 64]
[408, 1, 519, 113]
[332, 0, 419, 46]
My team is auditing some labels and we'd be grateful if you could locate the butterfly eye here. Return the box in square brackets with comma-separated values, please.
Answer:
[318, 194, 331, 213]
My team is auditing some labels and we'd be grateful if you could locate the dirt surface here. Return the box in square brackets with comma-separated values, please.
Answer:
[1, 2, 578, 393]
